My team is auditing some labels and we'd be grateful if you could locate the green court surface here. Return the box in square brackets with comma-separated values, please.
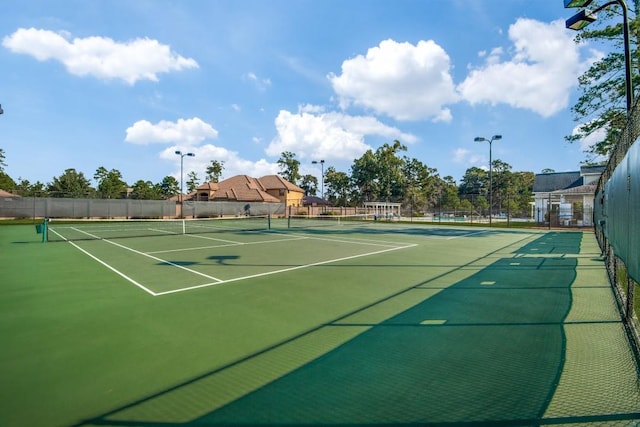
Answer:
[1, 221, 639, 426]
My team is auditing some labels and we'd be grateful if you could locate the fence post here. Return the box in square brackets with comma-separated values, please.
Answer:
[626, 277, 635, 321]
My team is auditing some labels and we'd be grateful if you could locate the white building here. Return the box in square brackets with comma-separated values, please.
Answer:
[532, 165, 604, 226]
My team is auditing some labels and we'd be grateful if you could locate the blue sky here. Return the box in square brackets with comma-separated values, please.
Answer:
[0, 0, 606, 188]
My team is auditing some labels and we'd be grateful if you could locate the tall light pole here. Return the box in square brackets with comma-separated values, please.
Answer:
[564, 0, 633, 114]
[312, 159, 325, 199]
[474, 135, 502, 226]
[175, 150, 195, 217]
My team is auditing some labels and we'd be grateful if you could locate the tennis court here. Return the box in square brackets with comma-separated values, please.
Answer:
[1, 219, 639, 426]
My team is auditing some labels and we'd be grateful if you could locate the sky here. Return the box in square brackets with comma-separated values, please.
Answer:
[0, 0, 609, 189]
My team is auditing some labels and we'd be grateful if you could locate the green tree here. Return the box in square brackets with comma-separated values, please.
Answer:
[94, 166, 127, 199]
[130, 180, 162, 200]
[0, 148, 6, 173]
[205, 160, 224, 183]
[299, 174, 318, 196]
[490, 159, 512, 215]
[401, 157, 438, 214]
[509, 171, 535, 217]
[15, 178, 45, 196]
[47, 168, 93, 198]
[0, 148, 16, 191]
[375, 140, 407, 202]
[439, 176, 460, 211]
[350, 150, 379, 203]
[566, 0, 640, 156]
[324, 167, 351, 206]
[277, 151, 301, 184]
[475, 195, 489, 216]
[351, 140, 407, 203]
[186, 171, 200, 193]
[159, 176, 180, 199]
[0, 172, 15, 191]
[458, 167, 488, 202]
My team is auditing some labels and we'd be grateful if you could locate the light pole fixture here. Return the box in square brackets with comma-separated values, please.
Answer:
[312, 159, 325, 199]
[564, 0, 633, 113]
[474, 135, 502, 226]
[0, 104, 3, 115]
[175, 150, 195, 214]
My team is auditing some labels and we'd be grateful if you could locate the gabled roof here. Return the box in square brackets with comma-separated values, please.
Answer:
[258, 175, 305, 193]
[532, 172, 582, 193]
[212, 175, 280, 203]
[196, 182, 219, 191]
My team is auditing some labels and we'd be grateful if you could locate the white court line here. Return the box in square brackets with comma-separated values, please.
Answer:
[68, 227, 224, 282]
[270, 229, 407, 248]
[446, 230, 490, 240]
[154, 243, 418, 296]
[185, 233, 243, 245]
[147, 235, 309, 255]
[302, 235, 405, 248]
[48, 227, 158, 296]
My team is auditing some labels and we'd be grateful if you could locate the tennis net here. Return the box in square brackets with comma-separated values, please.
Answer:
[287, 214, 372, 229]
[47, 215, 271, 242]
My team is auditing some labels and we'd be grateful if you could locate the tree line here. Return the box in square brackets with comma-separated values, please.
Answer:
[0, 148, 226, 200]
[278, 141, 535, 217]
[1, 143, 534, 216]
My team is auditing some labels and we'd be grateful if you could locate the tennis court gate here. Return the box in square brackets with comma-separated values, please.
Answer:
[0, 197, 285, 220]
[595, 98, 640, 359]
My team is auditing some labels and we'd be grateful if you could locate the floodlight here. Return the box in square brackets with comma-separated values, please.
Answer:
[564, 0, 594, 8]
[566, 9, 597, 30]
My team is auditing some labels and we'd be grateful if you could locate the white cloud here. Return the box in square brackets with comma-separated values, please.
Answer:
[329, 39, 458, 122]
[457, 19, 596, 117]
[244, 71, 271, 91]
[266, 109, 417, 161]
[453, 148, 470, 163]
[125, 117, 218, 145]
[571, 124, 607, 162]
[160, 144, 278, 182]
[2, 27, 198, 84]
[453, 148, 486, 166]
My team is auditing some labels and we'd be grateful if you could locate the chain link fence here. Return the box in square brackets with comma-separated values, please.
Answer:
[595, 101, 640, 359]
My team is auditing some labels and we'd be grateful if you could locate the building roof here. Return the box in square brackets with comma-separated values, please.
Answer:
[0, 189, 18, 198]
[303, 195, 330, 206]
[192, 174, 304, 203]
[258, 174, 305, 193]
[195, 182, 219, 191]
[212, 175, 281, 203]
[580, 164, 606, 175]
[551, 183, 597, 195]
[532, 172, 582, 193]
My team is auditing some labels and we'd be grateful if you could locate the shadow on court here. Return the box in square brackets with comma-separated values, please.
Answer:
[77, 232, 635, 425]
[185, 243, 574, 425]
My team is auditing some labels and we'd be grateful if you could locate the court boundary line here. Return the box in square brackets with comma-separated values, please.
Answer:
[70, 240, 159, 296]
[147, 235, 309, 255]
[56, 226, 222, 286]
[53, 226, 417, 297]
[153, 243, 418, 296]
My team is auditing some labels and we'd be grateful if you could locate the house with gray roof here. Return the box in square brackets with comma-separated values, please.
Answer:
[532, 165, 604, 226]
